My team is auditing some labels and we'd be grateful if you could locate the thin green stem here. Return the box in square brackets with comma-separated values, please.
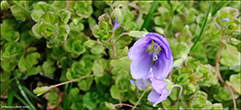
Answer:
[140, 1, 158, 30]
[63, 84, 69, 109]
[11, 1, 31, 14]
[49, 74, 95, 89]
[7, 89, 14, 110]
[131, 86, 152, 110]
[13, 92, 29, 107]
[13, 70, 36, 110]
[173, 85, 183, 100]
[190, 1, 213, 51]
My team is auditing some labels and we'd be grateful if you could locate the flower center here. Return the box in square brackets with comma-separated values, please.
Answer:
[153, 45, 158, 61]
[145, 40, 161, 61]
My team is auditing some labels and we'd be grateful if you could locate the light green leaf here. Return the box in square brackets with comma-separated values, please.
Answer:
[33, 86, 50, 96]
[1, 24, 19, 42]
[110, 56, 131, 70]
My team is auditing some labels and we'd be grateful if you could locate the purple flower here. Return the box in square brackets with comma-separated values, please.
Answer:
[222, 18, 230, 21]
[128, 33, 173, 80]
[134, 69, 170, 107]
[112, 20, 120, 30]
[135, 68, 153, 90]
[148, 76, 169, 107]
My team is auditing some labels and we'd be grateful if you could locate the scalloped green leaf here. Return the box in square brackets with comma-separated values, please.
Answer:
[31, 22, 44, 39]
[74, 1, 93, 18]
[34, 2, 55, 12]
[116, 76, 129, 92]
[1, 42, 24, 60]
[98, 13, 112, 31]
[58, 9, 71, 24]
[40, 12, 60, 25]
[31, 10, 45, 22]
[1, 24, 19, 42]
[90, 45, 104, 55]
[78, 77, 93, 91]
[110, 56, 131, 70]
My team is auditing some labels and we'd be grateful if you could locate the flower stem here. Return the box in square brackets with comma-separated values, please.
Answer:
[11, 1, 31, 14]
[173, 85, 183, 100]
[49, 74, 95, 89]
[190, 1, 213, 51]
[114, 103, 134, 108]
[215, 31, 236, 109]
[131, 86, 152, 110]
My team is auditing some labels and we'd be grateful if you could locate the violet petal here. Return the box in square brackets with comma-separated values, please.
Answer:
[147, 89, 160, 102]
[150, 78, 167, 94]
[135, 78, 148, 90]
[130, 52, 152, 79]
[128, 37, 151, 60]
[153, 89, 169, 107]
[152, 52, 173, 80]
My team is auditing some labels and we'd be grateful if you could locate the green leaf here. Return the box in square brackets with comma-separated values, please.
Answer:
[18, 57, 27, 72]
[33, 86, 50, 96]
[1, 1, 9, 11]
[203, 100, 212, 109]
[10, 5, 27, 21]
[31, 22, 44, 39]
[1, 24, 20, 42]
[0, 81, 10, 98]
[116, 76, 129, 92]
[70, 61, 90, 78]
[88, 16, 97, 28]
[72, 40, 86, 54]
[70, 22, 84, 32]
[20, 31, 33, 46]
[84, 39, 97, 48]
[74, 1, 93, 18]
[27, 67, 39, 76]
[111, 67, 129, 76]
[92, 59, 109, 76]
[25, 52, 41, 67]
[1, 60, 18, 72]
[1, 42, 24, 60]
[110, 85, 125, 100]
[110, 56, 131, 70]
[69, 88, 80, 101]
[98, 13, 112, 31]
[104, 102, 115, 109]
[128, 31, 148, 39]
[226, 73, 241, 94]
[0, 71, 11, 82]
[42, 60, 56, 78]
[51, 47, 66, 60]
[191, 92, 207, 108]
[83, 92, 100, 109]
[111, 7, 122, 23]
[58, 9, 71, 24]
[78, 77, 93, 91]
[90, 45, 104, 54]
[33, 2, 55, 12]
[211, 103, 223, 110]
[220, 44, 240, 66]
[31, 10, 45, 22]
[40, 12, 60, 25]
[59, 55, 72, 69]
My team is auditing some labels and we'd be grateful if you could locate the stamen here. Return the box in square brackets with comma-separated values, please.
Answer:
[153, 44, 158, 61]
[153, 54, 158, 61]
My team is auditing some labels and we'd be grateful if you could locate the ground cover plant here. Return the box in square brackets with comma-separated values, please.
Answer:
[0, 0, 240, 110]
